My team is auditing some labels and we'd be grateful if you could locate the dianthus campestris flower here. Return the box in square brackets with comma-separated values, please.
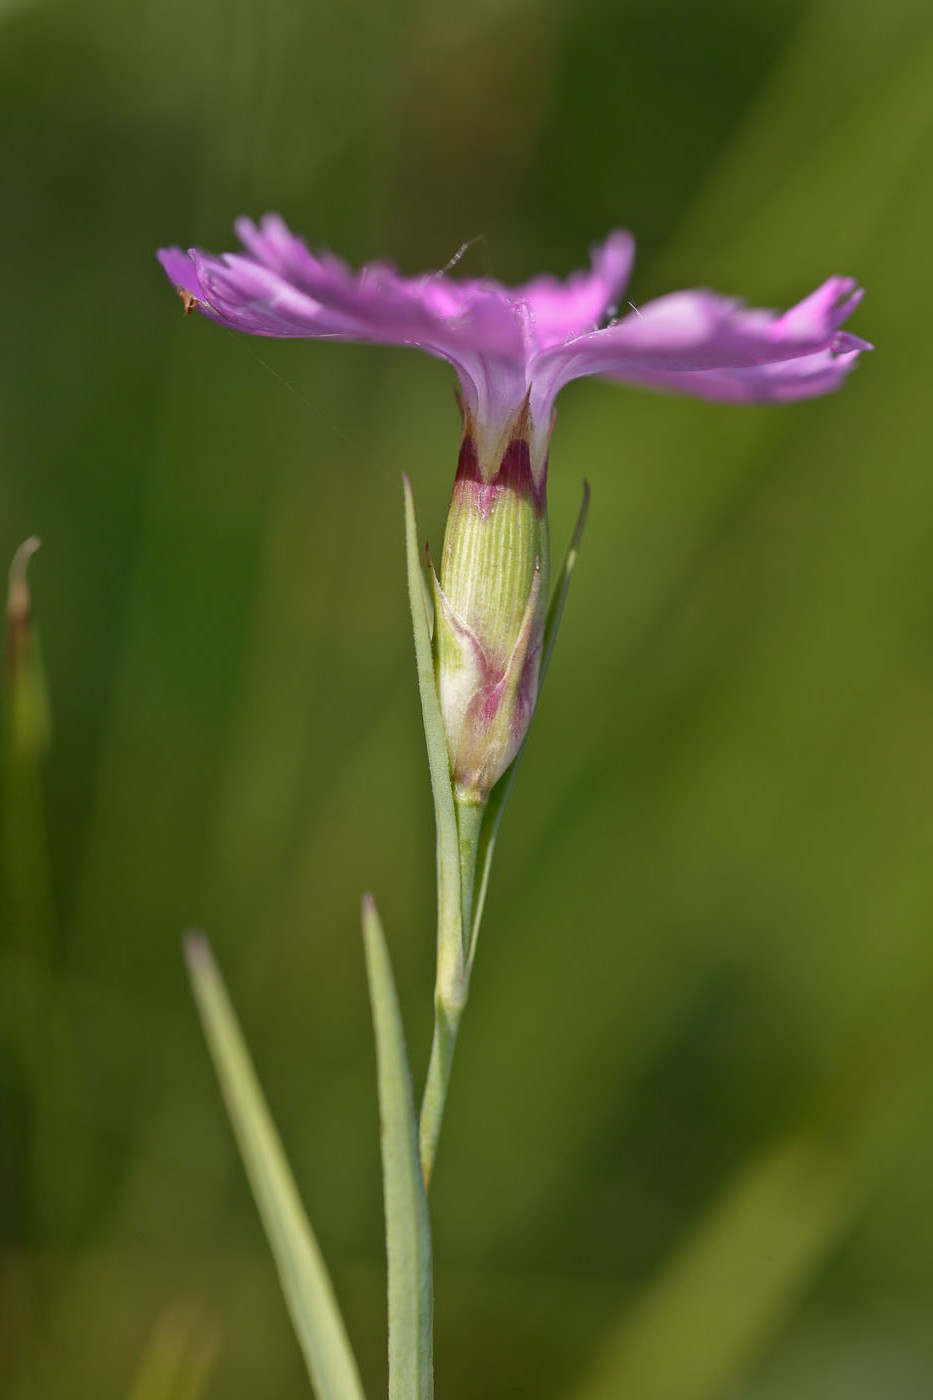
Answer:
[159, 218, 869, 801]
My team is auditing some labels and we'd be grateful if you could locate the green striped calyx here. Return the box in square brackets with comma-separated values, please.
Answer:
[432, 403, 550, 806]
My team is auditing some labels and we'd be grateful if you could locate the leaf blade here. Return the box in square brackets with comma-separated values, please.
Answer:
[402, 476, 460, 949]
[362, 895, 434, 1400]
[185, 934, 366, 1400]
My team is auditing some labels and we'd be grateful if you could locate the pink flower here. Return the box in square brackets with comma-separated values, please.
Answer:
[158, 214, 870, 491]
[159, 217, 871, 802]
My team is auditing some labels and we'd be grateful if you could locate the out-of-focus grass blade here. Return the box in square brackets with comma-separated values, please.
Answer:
[362, 895, 434, 1400]
[469, 482, 590, 960]
[4, 538, 54, 960]
[3, 539, 96, 1244]
[125, 1303, 218, 1400]
[6, 537, 50, 763]
[184, 935, 366, 1400]
[564, 919, 933, 1400]
[568, 1135, 852, 1400]
[664, 0, 933, 284]
[402, 476, 459, 942]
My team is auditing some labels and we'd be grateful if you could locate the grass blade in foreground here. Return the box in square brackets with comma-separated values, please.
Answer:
[362, 895, 434, 1400]
[185, 935, 365, 1400]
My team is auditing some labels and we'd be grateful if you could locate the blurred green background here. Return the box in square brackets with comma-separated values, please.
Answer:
[2, 0, 933, 1394]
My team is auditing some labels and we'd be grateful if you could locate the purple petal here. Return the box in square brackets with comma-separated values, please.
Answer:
[194, 247, 359, 337]
[530, 278, 870, 411]
[232, 215, 512, 350]
[158, 214, 526, 358]
[157, 216, 540, 436]
[157, 247, 205, 302]
[512, 230, 635, 350]
[598, 344, 868, 404]
[158, 218, 870, 447]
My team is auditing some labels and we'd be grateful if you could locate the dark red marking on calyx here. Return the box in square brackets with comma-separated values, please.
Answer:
[455, 423, 547, 519]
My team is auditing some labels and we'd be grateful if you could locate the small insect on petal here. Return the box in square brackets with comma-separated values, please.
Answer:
[177, 287, 200, 316]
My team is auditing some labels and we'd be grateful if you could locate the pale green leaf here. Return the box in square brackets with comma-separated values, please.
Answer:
[402, 476, 460, 945]
[185, 935, 366, 1400]
[362, 895, 434, 1400]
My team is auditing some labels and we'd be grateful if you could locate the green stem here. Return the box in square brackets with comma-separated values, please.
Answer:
[454, 797, 483, 959]
[419, 797, 484, 1187]
[416, 483, 590, 1189]
[419, 1008, 458, 1190]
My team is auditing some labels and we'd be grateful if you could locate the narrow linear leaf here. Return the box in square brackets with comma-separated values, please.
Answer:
[5, 538, 54, 938]
[7, 537, 51, 762]
[469, 482, 590, 957]
[402, 476, 460, 935]
[4, 536, 56, 977]
[362, 895, 434, 1400]
[184, 935, 365, 1400]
